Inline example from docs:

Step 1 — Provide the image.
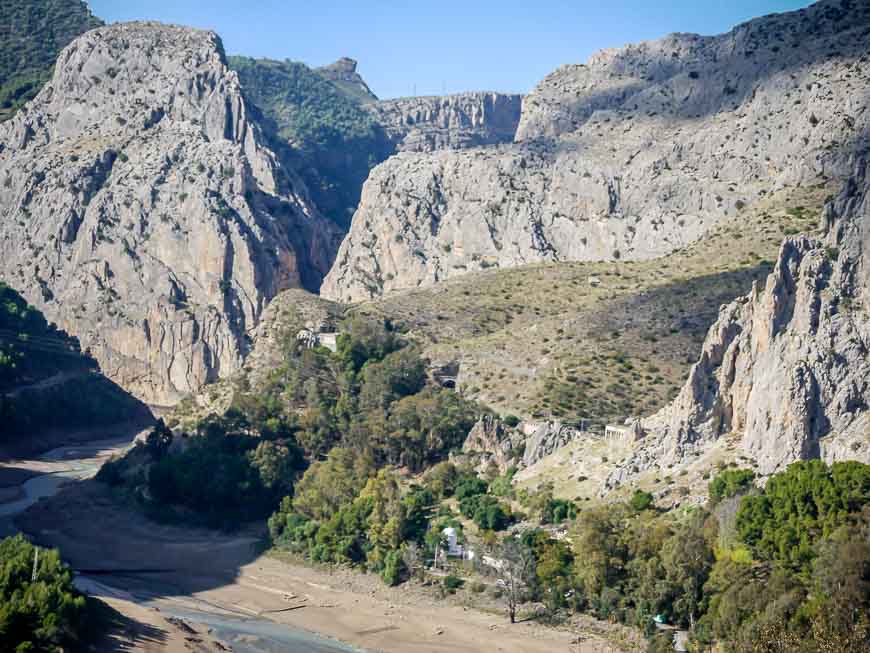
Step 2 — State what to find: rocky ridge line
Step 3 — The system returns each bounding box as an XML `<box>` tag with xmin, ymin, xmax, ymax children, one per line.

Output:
<box><xmin>322</xmin><ymin>0</ymin><xmax>870</xmax><ymax>302</ymax></box>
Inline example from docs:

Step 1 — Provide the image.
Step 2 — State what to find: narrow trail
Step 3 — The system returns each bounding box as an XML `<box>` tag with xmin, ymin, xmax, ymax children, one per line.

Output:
<box><xmin>2</xmin><ymin>371</ymin><xmax>87</xmax><ymax>399</ymax></box>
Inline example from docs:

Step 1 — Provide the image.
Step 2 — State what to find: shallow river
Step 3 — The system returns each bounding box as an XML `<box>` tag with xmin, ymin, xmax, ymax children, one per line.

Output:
<box><xmin>1</xmin><ymin>436</ymin><xmax>362</xmax><ymax>653</ymax></box>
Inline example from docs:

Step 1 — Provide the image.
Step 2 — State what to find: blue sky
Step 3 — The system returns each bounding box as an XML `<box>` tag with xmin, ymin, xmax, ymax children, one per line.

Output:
<box><xmin>89</xmin><ymin>1</ymin><xmax>813</xmax><ymax>99</ymax></box>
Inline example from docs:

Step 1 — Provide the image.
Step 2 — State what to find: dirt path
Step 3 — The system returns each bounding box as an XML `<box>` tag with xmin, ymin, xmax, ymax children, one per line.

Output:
<box><xmin>2</xmin><ymin>371</ymin><xmax>84</xmax><ymax>399</ymax></box>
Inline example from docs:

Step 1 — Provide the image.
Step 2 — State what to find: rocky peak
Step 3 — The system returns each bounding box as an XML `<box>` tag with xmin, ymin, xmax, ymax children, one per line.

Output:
<box><xmin>321</xmin><ymin>0</ymin><xmax>870</xmax><ymax>302</ymax></box>
<box><xmin>315</xmin><ymin>57</ymin><xmax>378</xmax><ymax>103</ymax></box>
<box><xmin>322</xmin><ymin>57</ymin><xmax>359</xmax><ymax>75</ymax></box>
<box><xmin>0</xmin><ymin>22</ymin><xmax>341</xmax><ymax>404</ymax></box>
<box><xmin>607</xmin><ymin>154</ymin><xmax>870</xmax><ymax>488</ymax></box>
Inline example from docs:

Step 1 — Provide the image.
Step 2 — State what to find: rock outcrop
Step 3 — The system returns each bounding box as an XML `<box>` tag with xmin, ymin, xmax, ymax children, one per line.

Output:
<box><xmin>520</xmin><ymin>420</ymin><xmax>584</xmax><ymax>468</ymax></box>
<box><xmin>610</xmin><ymin>154</ymin><xmax>870</xmax><ymax>484</ymax></box>
<box><xmin>0</xmin><ymin>22</ymin><xmax>341</xmax><ymax>404</ymax></box>
<box><xmin>460</xmin><ymin>414</ymin><xmax>524</xmax><ymax>474</ymax></box>
<box><xmin>367</xmin><ymin>92</ymin><xmax>522</xmax><ymax>154</ymax></box>
<box><xmin>315</xmin><ymin>57</ymin><xmax>378</xmax><ymax>103</ymax></box>
<box><xmin>322</xmin><ymin>0</ymin><xmax>870</xmax><ymax>302</ymax></box>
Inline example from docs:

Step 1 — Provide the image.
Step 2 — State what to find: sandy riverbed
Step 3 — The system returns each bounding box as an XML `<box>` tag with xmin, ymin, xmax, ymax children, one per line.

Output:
<box><xmin>16</xmin><ymin>480</ymin><xmax>640</xmax><ymax>653</ymax></box>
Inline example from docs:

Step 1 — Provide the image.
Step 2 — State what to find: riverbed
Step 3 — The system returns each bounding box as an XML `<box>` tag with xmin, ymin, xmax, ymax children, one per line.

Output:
<box><xmin>4</xmin><ymin>433</ymin><xmax>629</xmax><ymax>653</ymax></box>
<box><xmin>0</xmin><ymin>434</ymin><xmax>362</xmax><ymax>653</ymax></box>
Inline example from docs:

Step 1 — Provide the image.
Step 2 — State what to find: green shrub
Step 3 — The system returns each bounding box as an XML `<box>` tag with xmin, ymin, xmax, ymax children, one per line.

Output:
<box><xmin>443</xmin><ymin>575</ymin><xmax>464</xmax><ymax>593</ymax></box>
<box><xmin>629</xmin><ymin>490</ymin><xmax>654</xmax><ymax>512</ymax></box>
<box><xmin>708</xmin><ymin>468</ymin><xmax>755</xmax><ymax>505</ymax></box>
<box><xmin>503</xmin><ymin>414</ymin><xmax>521</xmax><ymax>427</ymax></box>
<box><xmin>381</xmin><ymin>550</ymin><xmax>405</xmax><ymax>586</ymax></box>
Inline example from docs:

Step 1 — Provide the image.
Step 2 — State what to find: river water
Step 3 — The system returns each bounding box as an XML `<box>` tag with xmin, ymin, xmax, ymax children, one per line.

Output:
<box><xmin>0</xmin><ymin>436</ymin><xmax>362</xmax><ymax>653</ymax></box>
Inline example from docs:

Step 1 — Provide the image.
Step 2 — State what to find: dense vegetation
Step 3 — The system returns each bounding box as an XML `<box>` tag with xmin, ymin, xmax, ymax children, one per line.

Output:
<box><xmin>0</xmin><ymin>535</ymin><xmax>88</xmax><ymax>651</ymax></box>
<box><xmin>0</xmin><ymin>0</ymin><xmax>102</xmax><ymax>121</ymax></box>
<box><xmin>100</xmin><ymin>318</ymin><xmax>480</xmax><ymax>530</ymax></box>
<box><xmin>229</xmin><ymin>56</ymin><xmax>391</xmax><ymax>229</ymax></box>
<box><xmin>566</xmin><ymin>461</ymin><xmax>869</xmax><ymax>652</ymax></box>
<box><xmin>0</xmin><ymin>283</ymin><xmax>146</xmax><ymax>445</ymax></box>
<box><xmin>270</xmin><ymin>459</ymin><xmax>870</xmax><ymax>651</ymax></box>
<box><xmin>268</xmin><ymin>456</ymin><xmax>522</xmax><ymax>582</ymax></box>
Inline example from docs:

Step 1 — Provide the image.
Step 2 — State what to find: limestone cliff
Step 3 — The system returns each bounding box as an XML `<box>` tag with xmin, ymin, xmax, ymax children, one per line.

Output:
<box><xmin>609</xmin><ymin>154</ymin><xmax>870</xmax><ymax>485</ymax></box>
<box><xmin>368</xmin><ymin>92</ymin><xmax>522</xmax><ymax>153</ymax></box>
<box><xmin>0</xmin><ymin>22</ymin><xmax>341</xmax><ymax>404</ymax></box>
<box><xmin>322</xmin><ymin>0</ymin><xmax>870</xmax><ymax>302</ymax></box>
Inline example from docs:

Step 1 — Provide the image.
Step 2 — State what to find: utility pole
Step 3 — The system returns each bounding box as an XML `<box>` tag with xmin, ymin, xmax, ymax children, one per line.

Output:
<box><xmin>31</xmin><ymin>547</ymin><xmax>39</xmax><ymax>582</ymax></box>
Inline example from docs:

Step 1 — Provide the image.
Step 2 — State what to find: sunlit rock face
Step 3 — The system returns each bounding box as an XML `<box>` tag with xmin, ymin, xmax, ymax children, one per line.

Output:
<box><xmin>322</xmin><ymin>0</ymin><xmax>870</xmax><ymax>302</ymax></box>
<box><xmin>0</xmin><ymin>22</ymin><xmax>341</xmax><ymax>404</ymax></box>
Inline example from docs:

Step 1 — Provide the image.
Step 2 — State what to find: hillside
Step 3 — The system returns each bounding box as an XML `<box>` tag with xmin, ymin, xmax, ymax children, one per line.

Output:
<box><xmin>0</xmin><ymin>282</ymin><xmax>149</xmax><ymax>455</ymax></box>
<box><xmin>322</xmin><ymin>0</ymin><xmax>870</xmax><ymax>302</ymax></box>
<box><xmin>354</xmin><ymin>184</ymin><xmax>830</xmax><ymax>427</ymax></box>
<box><xmin>0</xmin><ymin>0</ymin><xmax>102</xmax><ymax>122</ymax></box>
<box><xmin>610</xmin><ymin>154</ymin><xmax>870</xmax><ymax>484</ymax></box>
<box><xmin>229</xmin><ymin>55</ymin><xmax>392</xmax><ymax>230</ymax></box>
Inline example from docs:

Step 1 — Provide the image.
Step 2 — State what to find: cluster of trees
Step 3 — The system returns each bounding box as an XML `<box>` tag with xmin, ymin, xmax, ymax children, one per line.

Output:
<box><xmin>234</xmin><ymin>317</ymin><xmax>480</xmax><ymax>471</ymax></box>
<box><xmin>101</xmin><ymin>318</ymin><xmax>480</xmax><ymax>531</ymax></box>
<box><xmin>0</xmin><ymin>535</ymin><xmax>88</xmax><ymax>650</ymax></box>
<box><xmin>564</xmin><ymin>461</ymin><xmax>869</xmax><ymax>653</ymax></box>
<box><xmin>98</xmin><ymin>413</ymin><xmax>305</xmax><ymax>529</ymax></box>
<box><xmin>268</xmin><ymin>456</ymin><xmax>506</xmax><ymax>584</ymax></box>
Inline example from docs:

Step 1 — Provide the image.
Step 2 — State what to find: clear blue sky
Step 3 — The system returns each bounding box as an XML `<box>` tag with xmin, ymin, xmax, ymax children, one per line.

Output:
<box><xmin>89</xmin><ymin>1</ymin><xmax>813</xmax><ymax>99</ymax></box>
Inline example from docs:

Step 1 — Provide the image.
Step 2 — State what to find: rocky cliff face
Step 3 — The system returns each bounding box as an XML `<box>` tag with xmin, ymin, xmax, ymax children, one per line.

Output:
<box><xmin>368</xmin><ymin>92</ymin><xmax>522</xmax><ymax>154</ymax></box>
<box><xmin>322</xmin><ymin>0</ymin><xmax>870</xmax><ymax>302</ymax></box>
<box><xmin>608</xmin><ymin>154</ymin><xmax>870</xmax><ymax>485</ymax></box>
<box><xmin>0</xmin><ymin>22</ymin><xmax>341</xmax><ymax>405</ymax></box>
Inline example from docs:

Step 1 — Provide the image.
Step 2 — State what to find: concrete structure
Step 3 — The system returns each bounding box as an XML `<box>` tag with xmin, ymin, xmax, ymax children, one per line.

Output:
<box><xmin>605</xmin><ymin>419</ymin><xmax>644</xmax><ymax>442</ymax></box>
<box><xmin>296</xmin><ymin>329</ymin><xmax>339</xmax><ymax>353</ymax></box>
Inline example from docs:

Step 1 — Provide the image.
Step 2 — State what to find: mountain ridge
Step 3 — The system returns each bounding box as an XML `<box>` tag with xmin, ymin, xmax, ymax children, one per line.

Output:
<box><xmin>321</xmin><ymin>0</ymin><xmax>870</xmax><ymax>301</ymax></box>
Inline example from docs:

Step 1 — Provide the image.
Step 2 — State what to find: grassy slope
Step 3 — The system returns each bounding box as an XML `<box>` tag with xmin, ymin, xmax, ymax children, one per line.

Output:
<box><xmin>0</xmin><ymin>0</ymin><xmax>102</xmax><ymax>122</ymax></box>
<box><xmin>355</xmin><ymin>184</ymin><xmax>832</xmax><ymax>431</ymax></box>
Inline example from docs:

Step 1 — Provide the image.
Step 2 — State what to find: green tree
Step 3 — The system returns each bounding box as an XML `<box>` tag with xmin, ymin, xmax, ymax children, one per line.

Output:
<box><xmin>660</xmin><ymin>512</ymin><xmax>714</xmax><ymax>628</ymax></box>
<box><xmin>736</xmin><ymin>461</ymin><xmax>870</xmax><ymax>570</ymax></box>
<box><xmin>709</xmin><ymin>469</ymin><xmax>756</xmax><ymax>506</ymax></box>
<box><xmin>292</xmin><ymin>447</ymin><xmax>370</xmax><ymax>521</ymax></box>
<box><xmin>536</xmin><ymin>538</ymin><xmax>575</xmax><ymax>614</ymax></box>
<box><xmin>0</xmin><ymin>536</ymin><xmax>87</xmax><ymax>650</ymax></box>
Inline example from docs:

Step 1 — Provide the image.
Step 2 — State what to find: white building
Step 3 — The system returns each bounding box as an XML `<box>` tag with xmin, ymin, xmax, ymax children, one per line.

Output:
<box><xmin>440</xmin><ymin>527</ymin><xmax>474</xmax><ymax>561</ymax></box>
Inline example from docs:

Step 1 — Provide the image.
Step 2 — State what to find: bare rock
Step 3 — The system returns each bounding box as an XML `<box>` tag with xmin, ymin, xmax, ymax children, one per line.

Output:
<box><xmin>316</xmin><ymin>57</ymin><xmax>379</xmax><ymax>103</ymax></box>
<box><xmin>0</xmin><ymin>22</ymin><xmax>341</xmax><ymax>404</ymax></box>
<box><xmin>461</xmin><ymin>414</ymin><xmax>524</xmax><ymax>473</ymax></box>
<box><xmin>322</xmin><ymin>0</ymin><xmax>870</xmax><ymax>302</ymax></box>
<box><xmin>521</xmin><ymin>420</ymin><xmax>584</xmax><ymax>467</ymax></box>
<box><xmin>610</xmin><ymin>154</ymin><xmax>870</xmax><ymax>485</ymax></box>
<box><xmin>368</xmin><ymin>92</ymin><xmax>522</xmax><ymax>154</ymax></box>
